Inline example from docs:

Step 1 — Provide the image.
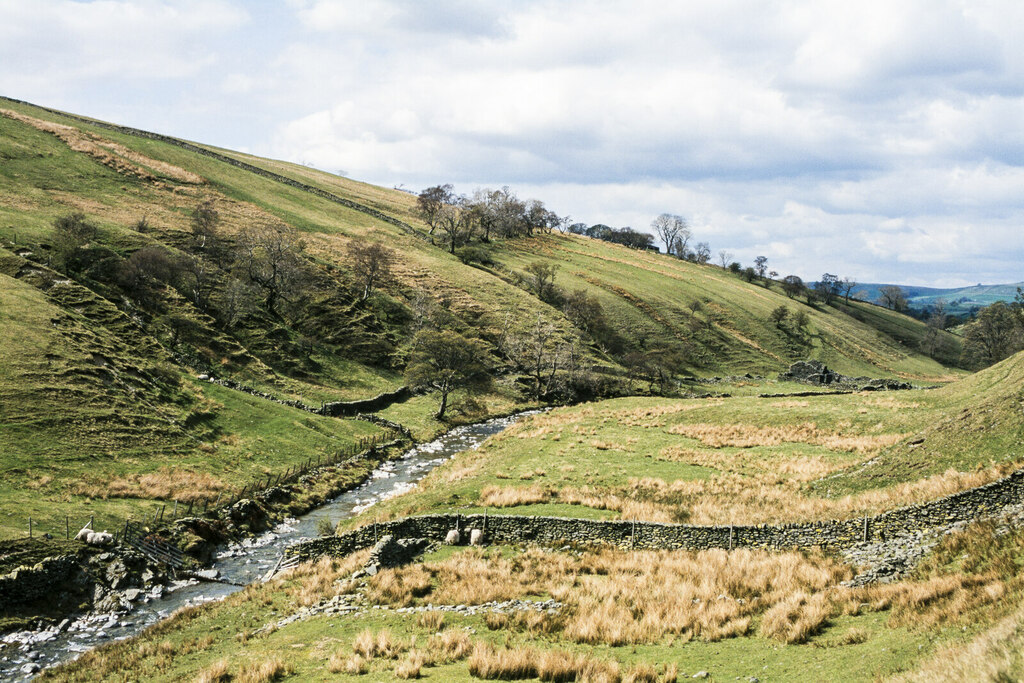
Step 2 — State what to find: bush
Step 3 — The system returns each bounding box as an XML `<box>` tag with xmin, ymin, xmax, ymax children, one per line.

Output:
<box><xmin>456</xmin><ymin>245</ymin><xmax>494</xmax><ymax>266</ymax></box>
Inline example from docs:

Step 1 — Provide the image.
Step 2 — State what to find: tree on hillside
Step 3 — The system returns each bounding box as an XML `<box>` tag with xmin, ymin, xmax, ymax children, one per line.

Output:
<box><xmin>781</xmin><ymin>275</ymin><xmax>805</xmax><ymax>299</ymax></box>
<box><xmin>651</xmin><ymin>214</ymin><xmax>689</xmax><ymax>257</ymax></box>
<box><xmin>237</xmin><ymin>223</ymin><xmax>308</xmax><ymax>317</ymax></box>
<box><xmin>190</xmin><ymin>199</ymin><xmax>220</xmax><ymax>249</ymax></box>
<box><xmin>841</xmin><ymin>277</ymin><xmax>858</xmax><ymax>302</ymax></box>
<box><xmin>922</xmin><ymin>298</ymin><xmax>947</xmax><ymax>358</ymax></box>
<box><xmin>769</xmin><ymin>305</ymin><xmax>790</xmax><ymax>327</ymax></box>
<box><xmin>176</xmin><ymin>254</ymin><xmax>217</xmax><ymax>312</ymax></box>
<box><xmin>523</xmin><ymin>262</ymin><xmax>560</xmax><ymax>303</ymax></box>
<box><xmin>405</xmin><ymin>329</ymin><xmax>492</xmax><ymax>419</ymax></box>
<box><xmin>754</xmin><ymin>256</ymin><xmax>768</xmax><ymax>279</ymax></box>
<box><xmin>960</xmin><ymin>301</ymin><xmax>1023</xmax><ymax>368</ymax></box>
<box><xmin>815</xmin><ymin>273</ymin><xmax>841</xmax><ymax>305</ymax></box>
<box><xmin>435</xmin><ymin>200</ymin><xmax>477</xmax><ymax>254</ymax></box>
<box><xmin>503</xmin><ymin>315</ymin><xmax>564</xmax><ymax>400</ymax></box>
<box><xmin>417</xmin><ymin>184</ymin><xmax>455</xmax><ymax>235</ymax></box>
<box><xmin>693</xmin><ymin>242</ymin><xmax>711</xmax><ymax>264</ymax></box>
<box><xmin>51</xmin><ymin>212</ymin><xmax>97</xmax><ymax>269</ymax></box>
<box><xmin>877</xmin><ymin>285</ymin><xmax>908</xmax><ymax>311</ymax></box>
<box><xmin>718</xmin><ymin>250</ymin><xmax>733</xmax><ymax>268</ymax></box>
<box><xmin>347</xmin><ymin>241</ymin><xmax>395</xmax><ymax>301</ymax></box>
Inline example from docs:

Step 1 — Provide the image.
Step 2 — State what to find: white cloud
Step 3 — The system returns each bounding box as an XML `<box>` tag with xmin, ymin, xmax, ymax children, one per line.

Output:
<box><xmin>2</xmin><ymin>0</ymin><xmax>1023</xmax><ymax>285</ymax></box>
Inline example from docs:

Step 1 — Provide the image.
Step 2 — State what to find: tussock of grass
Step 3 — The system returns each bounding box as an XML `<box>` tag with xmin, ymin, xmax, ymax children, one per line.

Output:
<box><xmin>71</xmin><ymin>468</ymin><xmax>227</xmax><ymax>503</ymax></box>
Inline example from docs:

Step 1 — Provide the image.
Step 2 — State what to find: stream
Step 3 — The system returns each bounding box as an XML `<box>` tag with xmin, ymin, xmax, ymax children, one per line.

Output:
<box><xmin>2</xmin><ymin>412</ymin><xmax>531</xmax><ymax>680</ymax></box>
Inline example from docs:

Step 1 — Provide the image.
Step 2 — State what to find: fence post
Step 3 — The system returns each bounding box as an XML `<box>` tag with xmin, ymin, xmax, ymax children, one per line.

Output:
<box><xmin>729</xmin><ymin>525</ymin><xmax>734</xmax><ymax>551</ymax></box>
<box><xmin>28</xmin><ymin>517</ymin><xmax>32</xmax><ymax>539</ymax></box>
<box><xmin>158</xmin><ymin>505</ymin><xmax>165</xmax><ymax>524</ymax></box>
<box><xmin>66</xmin><ymin>515</ymin><xmax>70</xmax><ymax>540</ymax></box>
<box><xmin>90</xmin><ymin>514</ymin><xmax>94</xmax><ymax>530</ymax></box>
<box><xmin>173</xmin><ymin>500</ymin><xmax>178</xmax><ymax>518</ymax></box>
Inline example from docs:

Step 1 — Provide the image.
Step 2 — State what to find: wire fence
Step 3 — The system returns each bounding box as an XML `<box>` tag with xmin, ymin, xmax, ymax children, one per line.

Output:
<box><xmin>24</xmin><ymin>429</ymin><xmax>405</xmax><ymax>544</ymax></box>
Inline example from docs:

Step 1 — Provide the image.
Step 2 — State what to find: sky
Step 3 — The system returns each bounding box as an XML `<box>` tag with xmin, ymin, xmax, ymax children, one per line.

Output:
<box><xmin>1</xmin><ymin>0</ymin><xmax>1023</xmax><ymax>287</ymax></box>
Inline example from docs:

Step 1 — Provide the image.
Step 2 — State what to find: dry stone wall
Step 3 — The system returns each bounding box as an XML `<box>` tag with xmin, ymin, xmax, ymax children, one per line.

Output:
<box><xmin>287</xmin><ymin>467</ymin><xmax>1024</xmax><ymax>562</ymax></box>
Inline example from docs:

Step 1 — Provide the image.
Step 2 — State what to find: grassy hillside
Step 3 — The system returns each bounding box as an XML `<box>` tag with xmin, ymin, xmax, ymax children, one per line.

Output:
<box><xmin>0</xmin><ymin>96</ymin><xmax>965</xmax><ymax>541</ymax></box>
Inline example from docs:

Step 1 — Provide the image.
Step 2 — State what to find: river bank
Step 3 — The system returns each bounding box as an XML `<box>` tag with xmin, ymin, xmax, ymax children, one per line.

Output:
<box><xmin>1</xmin><ymin>413</ymin><xmax>529</xmax><ymax>680</ymax></box>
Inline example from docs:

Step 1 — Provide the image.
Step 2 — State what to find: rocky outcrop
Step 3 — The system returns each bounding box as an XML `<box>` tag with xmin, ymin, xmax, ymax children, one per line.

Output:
<box><xmin>778</xmin><ymin>360</ymin><xmax>913</xmax><ymax>390</ymax></box>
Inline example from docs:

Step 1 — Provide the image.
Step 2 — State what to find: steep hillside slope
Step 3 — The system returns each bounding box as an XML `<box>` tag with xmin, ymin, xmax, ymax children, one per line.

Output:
<box><xmin>0</xmin><ymin>97</ymin><xmax>966</xmax><ymax>538</ymax></box>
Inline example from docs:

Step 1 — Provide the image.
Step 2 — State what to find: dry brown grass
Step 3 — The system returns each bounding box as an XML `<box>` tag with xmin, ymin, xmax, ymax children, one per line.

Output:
<box><xmin>891</xmin><ymin>604</ymin><xmax>1024</xmax><ymax>682</ymax></box>
<box><xmin>667</xmin><ymin>421</ymin><xmax>905</xmax><ymax>453</ymax></box>
<box><xmin>278</xmin><ymin>549</ymin><xmax>372</xmax><ymax>607</ymax></box>
<box><xmin>368</xmin><ymin>546</ymin><xmax>850</xmax><ymax>645</ymax></box>
<box><xmin>429</xmin><ymin>629</ymin><xmax>473</xmax><ymax>664</ymax></box>
<box><xmin>0</xmin><ymin>109</ymin><xmax>204</xmax><ymax>184</ymax></box>
<box><xmin>71</xmin><ymin>468</ymin><xmax>227</xmax><ymax>503</ymax></box>
<box><xmin>395</xmin><ymin>650</ymin><xmax>426</xmax><ymax>679</ymax></box>
<box><xmin>417</xmin><ymin>610</ymin><xmax>445</xmax><ymax>631</ymax></box>
<box><xmin>194</xmin><ymin>659</ymin><xmax>231</xmax><ymax>683</ymax></box>
<box><xmin>621</xmin><ymin>463</ymin><xmax>1016</xmax><ymax>525</ymax></box>
<box><xmin>235</xmin><ymin>657</ymin><xmax>291</xmax><ymax>683</ymax></box>
<box><xmin>468</xmin><ymin>642</ymin><xmax>538</xmax><ymax>679</ymax></box>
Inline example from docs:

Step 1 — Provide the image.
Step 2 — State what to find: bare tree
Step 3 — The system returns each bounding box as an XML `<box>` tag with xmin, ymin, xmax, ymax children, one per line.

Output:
<box><xmin>347</xmin><ymin>241</ymin><xmax>395</xmax><ymax>301</ymax></box>
<box><xmin>176</xmin><ymin>254</ymin><xmax>217</xmax><ymax>312</ymax></box>
<box><xmin>216</xmin><ymin>277</ymin><xmax>258</xmax><ymax>327</ymax></box>
<box><xmin>237</xmin><ymin>223</ymin><xmax>308</xmax><ymax>317</ymax></box>
<box><xmin>651</xmin><ymin>214</ymin><xmax>688</xmax><ymax>256</ymax></box>
<box><xmin>435</xmin><ymin>200</ymin><xmax>477</xmax><ymax>254</ymax></box>
<box><xmin>504</xmin><ymin>315</ymin><xmax>563</xmax><ymax>400</ymax></box>
<box><xmin>417</xmin><ymin>184</ymin><xmax>454</xmax><ymax>235</ymax></box>
<box><xmin>877</xmin><ymin>285</ymin><xmax>908</xmax><ymax>311</ymax></box>
<box><xmin>841</xmin><ymin>277</ymin><xmax>858</xmax><ymax>302</ymax></box>
<box><xmin>693</xmin><ymin>242</ymin><xmax>711</xmax><ymax>264</ymax></box>
<box><xmin>718</xmin><ymin>250</ymin><xmax>733</xmax><ymax>268</ymax></box>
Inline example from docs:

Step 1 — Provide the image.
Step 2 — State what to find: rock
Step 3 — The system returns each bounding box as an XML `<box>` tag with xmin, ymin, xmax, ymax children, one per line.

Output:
<box><xmin>21</xmin><ymin>663</ymin><xmax>40</xmax><ymax>675</ymax></box>
<box><xmin>693</xmin><ymin>672</ymin><xmax>709</xmax><ymax>679</ymax></box>
<box><xmin>194</xmin><ymin>569</ymin><xmax>220</xmax><ymax>581</ymax></box>
<box><xmin>123</xmin><ymin>588</ymin><xmax>144</xmax><ymax>602</ymax></box>
<box><xmin>444</xmin><ymin>529</ymin><xmax>461</xmax><ymax>545</ymax></box>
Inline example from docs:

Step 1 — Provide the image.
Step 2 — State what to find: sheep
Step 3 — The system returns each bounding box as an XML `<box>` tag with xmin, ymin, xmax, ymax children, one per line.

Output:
<box><xmin>469</xmin><ymin>528</ymin><xmax>484</xmax><ymax>546</ymax></box>
<box><xmin>85</xmin><ymin>531</ymin><xmax>114</xmax><ymax>547</ymax></box>
<box><xmin>74</xmin><ymin>526</ymin><xmax>92</xmax><ymax>542</ymax></box>
<box><xmin>444</xmin><ymin>529</ymin><xmax>461</xmax><ymax>545</ymax></box>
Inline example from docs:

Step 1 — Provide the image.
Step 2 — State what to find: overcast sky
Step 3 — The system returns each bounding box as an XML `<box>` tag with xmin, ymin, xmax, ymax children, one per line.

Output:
<box><xmin>2</xmin><ymin>0</ymin><xmax>1023</xmax><ymax>287</ymax></box>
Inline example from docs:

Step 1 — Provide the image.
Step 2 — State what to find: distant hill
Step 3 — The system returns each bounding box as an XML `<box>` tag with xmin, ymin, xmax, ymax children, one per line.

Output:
<box><xmin>856</xmin><ymin>282</ymin><xmax>1023</xmax><ymax>316</ymax></box>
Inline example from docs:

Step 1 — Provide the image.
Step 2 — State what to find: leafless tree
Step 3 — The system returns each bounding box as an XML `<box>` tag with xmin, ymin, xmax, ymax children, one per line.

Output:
<box><xmin>237</xmin><ymin>223</ymin><xmax>308</xmax><ymax>317</ymax></box>
<box><xmin>877</xmin><ymin>285</ymin><xmax>908</xmax><ymax>311</ymax></box>
<box><xmin>435</xmin><ymin>200</ymin><xmax>477</xmax><ymax>254</ymax></box>
<box><xmin>417</xmin><ymin>184</ymin><xmax>455</xmax><ymax>235</ymax></box>
<box><xmin>693</xmin><ymin>242</ymin><xmax>711</xmax><ymax>264</ymax></box>
<box><xmin>718</xmin><ymin>250</ymin><xmax>733</xmax><ymax>268</ymax></box>
<box><xmin>651</xmin><ymin>213</ymin><xmax>688</xmax><ymax>256</ymax></box>
<box><xmin>841</xmin><ymin>277</ymin><xmax>858</xmax><ymax>302</ymax></box>
<box><xmin>347</xmin><ymin>241</ymin><xmax>395</xmax><ymax>301</ymax></box>
<box><xmin>523</xmin><ymin>262</ymin><xmax>559</xmax><ymax>302</ymax></box>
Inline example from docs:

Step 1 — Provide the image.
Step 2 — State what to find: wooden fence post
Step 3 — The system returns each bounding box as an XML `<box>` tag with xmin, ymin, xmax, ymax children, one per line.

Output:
<box><xmin>28</xmin><ymin>517</ymin><xmax>32</xmax><ymax>539</ymax></box>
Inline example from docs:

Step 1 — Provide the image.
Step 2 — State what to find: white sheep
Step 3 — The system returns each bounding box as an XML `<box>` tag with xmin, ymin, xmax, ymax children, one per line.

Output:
<box><xmin>444</xmin><ymin>529</ymin><xmax>461</xmax><ymax>545</ymax></box>
<box><xmin>74</xmin><ymin>526</ymin><xmax>92</xmax><ymax>542</ymax></box>
<box><xmin>469</xmin><ymin>528</ymin><xmax>484</xmax><ymax>546</ymax></box>
<box><xmin>86</xmin><ymin>531</ymin><xmax>114</xmax><ymax>547</ymax></box>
